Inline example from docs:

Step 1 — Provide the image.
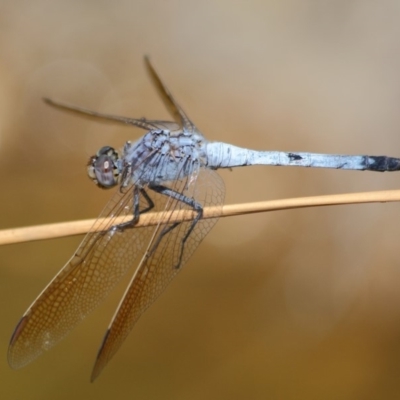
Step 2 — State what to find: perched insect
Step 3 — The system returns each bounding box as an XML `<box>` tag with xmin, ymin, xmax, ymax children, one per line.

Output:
<box><xmin>8</xmin><ymin>57</ymin><xmax>400</xmax><ymax>381</ymax></box>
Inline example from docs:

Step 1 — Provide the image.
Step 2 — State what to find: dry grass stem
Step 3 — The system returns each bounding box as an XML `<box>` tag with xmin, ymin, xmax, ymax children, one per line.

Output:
<box><xmin>1</xmin><ymin>189</ymin><xmax>399</xmax><ymax>246</ymax></box>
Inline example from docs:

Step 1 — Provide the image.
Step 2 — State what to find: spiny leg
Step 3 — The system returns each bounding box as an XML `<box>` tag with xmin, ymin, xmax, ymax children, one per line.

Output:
<box><xmin>112</xmin><ymin>187</ymin><xmax>155</xmax><ymax>231</ymax></box>
<box><xmin>74</xmin><ymin>187</ymin><xmax>155</xmax><ymax>263</ymax></box>
<box><xmin>147</xmin><ymin>183</ymin><xmax>203</xmax><ymax>269</ymax></box>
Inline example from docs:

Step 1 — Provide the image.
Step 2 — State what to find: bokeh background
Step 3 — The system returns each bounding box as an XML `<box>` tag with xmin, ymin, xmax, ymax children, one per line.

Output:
<box><xmin>1</xmin><ymin>1</ymin><xmax>400</xmax><ymax>399</ymax></box>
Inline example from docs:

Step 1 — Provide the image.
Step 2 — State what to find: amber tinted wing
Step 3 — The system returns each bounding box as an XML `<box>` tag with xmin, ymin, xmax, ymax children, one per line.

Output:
<box><xmin>8</xmin><ymin>184</ymin><xmax>155</xmax><ymax>369</ymax></box>
<box><xmin>91</xmin><ymin>168</ymin><xmax>225</xmax><ymax>381</ymax></box>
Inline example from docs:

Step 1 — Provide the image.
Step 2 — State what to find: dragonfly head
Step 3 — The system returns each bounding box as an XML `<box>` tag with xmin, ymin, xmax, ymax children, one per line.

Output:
<box><xmin>87</xmin><ymin>146</ymin><xmax>121</xmax><ymax>189</ymax></box>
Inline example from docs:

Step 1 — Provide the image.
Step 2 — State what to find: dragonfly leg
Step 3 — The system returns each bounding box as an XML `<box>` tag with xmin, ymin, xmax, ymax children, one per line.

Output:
<box><xmin>112</xmin><ymin>187</ymin><xmax>155</xmax><ymax>231</ymax></box>
<box><xmin>148</xmin><ymin>183</ymin><xmax>203</xmax><ymax>269</ymax></box>
<box><xmin>71</xmin><ymin>187</ymin><xmax>156</xmax><ymax>268</ymax></box>
<box><xmin>138</xmin><ymin>188</ymin><xmax>155</xmax><ymax>214</ymax></box>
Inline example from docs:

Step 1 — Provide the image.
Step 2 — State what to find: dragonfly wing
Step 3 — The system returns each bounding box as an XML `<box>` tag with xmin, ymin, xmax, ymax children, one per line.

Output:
<box><xmin>44</xmin><ymin>97</ymin><xmax>159</xmax><ymax>131</ymax></box>
<box><xmin>90</xmin><ymin>168</ymin><xmax>225</xmax><ymax>381</ymax></box>
<box><xmin>144</xmin><ymin>56</ymin><xmax>197</xmax><ymax>134</ymax></box>
<box><xmin>8</xmin><ymin>184</ymin><xmax>155</xmax><ymax>369</ymax></box>
<box><xmin>44</xmin><ymin>98</ymin><xmax>182</xmax><ymax>133</ymax></box>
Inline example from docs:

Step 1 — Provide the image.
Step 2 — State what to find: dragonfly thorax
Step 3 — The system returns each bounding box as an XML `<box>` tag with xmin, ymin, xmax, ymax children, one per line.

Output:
<box><xmin>123</xmin><ymin>129</ymin><xmax>208</xmax><ymax>186</ymax></box>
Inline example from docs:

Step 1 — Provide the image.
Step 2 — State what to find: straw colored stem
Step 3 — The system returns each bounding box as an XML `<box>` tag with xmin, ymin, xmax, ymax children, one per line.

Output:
<box><xmin>1</xmin><ymin>189</ymin><xmax>400</xmax><ymax>246</ymax></box>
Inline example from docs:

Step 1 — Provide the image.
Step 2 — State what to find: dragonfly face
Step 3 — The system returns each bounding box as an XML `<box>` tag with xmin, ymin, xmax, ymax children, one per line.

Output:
<box><xmin>87</xmin><ymin>146</ymin><xmax>121</xmax><ymax>189</ymax></box>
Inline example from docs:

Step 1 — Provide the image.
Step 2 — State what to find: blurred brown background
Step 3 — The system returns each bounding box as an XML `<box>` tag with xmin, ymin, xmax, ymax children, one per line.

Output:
<box><xmin>2</xmin><ymin>1</ymin><xmax>400</xmax><ymax>399</ymax></box>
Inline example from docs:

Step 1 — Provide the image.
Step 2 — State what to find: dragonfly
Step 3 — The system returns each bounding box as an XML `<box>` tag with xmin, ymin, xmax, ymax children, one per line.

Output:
<box><xmin>8</xmin><ymin>57</ymin><xmax>400</xmax><ymax>381</ymax></box>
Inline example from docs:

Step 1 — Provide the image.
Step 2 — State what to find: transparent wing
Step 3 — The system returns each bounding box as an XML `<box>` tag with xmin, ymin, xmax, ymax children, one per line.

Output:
<box><xmin>43</xmin><ymin>97</ymin><xmax>181</xmax><ymax>132</ymax></box>
<box><xmin>45</xmin><ymin>57</ymin><xmax>196</xmax><ymax>133</ymax></box>
<box><xmin>90</xmin><ymin>168</ymin><xmax>225</xmax><ymax>381</ymax></box>
<box><xmin>144</xmin><ymin>56</ymin><xmax>197</xmax><ymax>134</ymax></box>
<box><xmin>8</xmin><ymin>184</ymin><xmax>155</xmax><ymax>369</ymax></box>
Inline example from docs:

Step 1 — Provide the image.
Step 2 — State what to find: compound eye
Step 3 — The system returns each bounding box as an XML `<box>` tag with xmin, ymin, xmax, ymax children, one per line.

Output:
<box><xmin>87</xmin><ymin>146</ymin><xmax>121</xmax><ymax>189</ymax></box>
